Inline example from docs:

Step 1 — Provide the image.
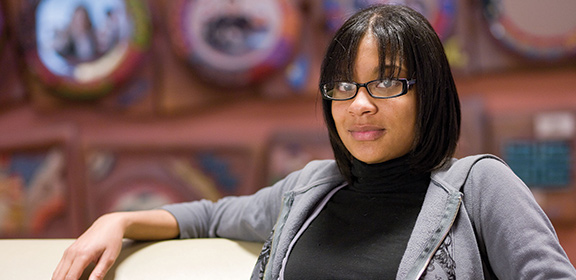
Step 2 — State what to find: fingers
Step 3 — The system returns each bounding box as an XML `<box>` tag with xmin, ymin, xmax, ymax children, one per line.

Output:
<box><xmin>52</xmin><ymin>213</ymin><xmax>126</xmax><ymax>280</ymax></box>
<box><xmin>67</xmin><ymin>253</ymin><xmax>97</xmax><ymax>280</ymax></box>
<box><xmin>52</xmin><ymin>250</ymin><xmax>73</xmax><ymax>280</ymax></box>
<box><xmin>52</xmin><ymin>245</ymin><xmax>107</xmax><ymax>280</ymax></box>
<box><xmin>88</xmin><ymin>250</ymin><xmax>118</xmax><ymax>280</ymax></box>
<box><xmin>52</xmin><ymin>249</ymin><xmax>93</xmax><ymax>280</ymax></box>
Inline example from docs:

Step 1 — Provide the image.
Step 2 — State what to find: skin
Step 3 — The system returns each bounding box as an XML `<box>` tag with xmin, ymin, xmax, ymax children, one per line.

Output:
<box><xmin>332</xmin><ymin>33</ymin><xmax>418</xmax><ymax>164</ymax></box>
<box><xmin>51</xmin><ymin>210</ymin><xmax>179</xmax><ymax>280</ymax></box>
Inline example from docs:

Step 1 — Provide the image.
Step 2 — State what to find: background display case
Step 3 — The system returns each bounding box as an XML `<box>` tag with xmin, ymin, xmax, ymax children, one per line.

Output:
<box><xmin>0</xmin><ymin>125</ymin><xmax>82</xmax><ymax>238</ymax></box>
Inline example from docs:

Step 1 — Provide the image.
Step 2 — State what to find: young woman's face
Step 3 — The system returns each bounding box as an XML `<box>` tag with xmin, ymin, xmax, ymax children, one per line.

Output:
<box><xmin>332</xmin><ymin>34</ymin><xmax>418</xmax><ymax>164</ymax></box>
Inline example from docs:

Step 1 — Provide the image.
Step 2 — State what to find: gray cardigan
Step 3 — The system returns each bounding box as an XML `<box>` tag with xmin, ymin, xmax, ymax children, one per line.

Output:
<box><xmin>162</xmin><ymin>155</ymin><xmax>576</xmax><ymax>279</ymax></box>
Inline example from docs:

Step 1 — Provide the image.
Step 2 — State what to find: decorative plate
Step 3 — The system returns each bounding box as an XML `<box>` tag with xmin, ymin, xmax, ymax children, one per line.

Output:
<box><xmin>483</xmin><ymin>0</ymin><xmax>576</xmax><ymax>60</ymax></box>
<box><xmin>22</xmin><ymin>0</ymin><xmax>152</xmax><ymax>100</ymax></box>
<box><xmin>168</xmin><ymin>0</ymin><xmax>301</xmax><ymax>87</ymax></box>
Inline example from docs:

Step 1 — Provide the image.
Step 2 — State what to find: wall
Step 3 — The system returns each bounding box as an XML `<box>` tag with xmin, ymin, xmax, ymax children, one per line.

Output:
<box><xmin>0</xmin><ymin>0</ymin><xmax>575</xmax><ymax>263</ymax></box>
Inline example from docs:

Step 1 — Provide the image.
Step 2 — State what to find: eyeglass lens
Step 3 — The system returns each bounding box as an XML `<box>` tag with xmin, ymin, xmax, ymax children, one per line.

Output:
<box><xmin>323</xmin><ymin>79</ymin><xmax>407</xmax><ymax>100</ymax></box>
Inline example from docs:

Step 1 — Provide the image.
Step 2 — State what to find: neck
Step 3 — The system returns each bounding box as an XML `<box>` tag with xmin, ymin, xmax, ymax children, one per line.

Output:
<box><xmin>350</xmin><ymin>155</ymin><xmax>430</xmax><ymax>193</ymax></box>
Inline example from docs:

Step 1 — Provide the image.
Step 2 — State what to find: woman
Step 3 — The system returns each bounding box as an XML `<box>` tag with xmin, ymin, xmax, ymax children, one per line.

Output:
<box><xmin>53</xmin><ymin>5</ymin><xmax>576</xmax><ymax>280</ymax></box>
<box><xmin>53</xmin><ymin>5</ymin><xmax>100</xmax><ymax>63</ymax></box>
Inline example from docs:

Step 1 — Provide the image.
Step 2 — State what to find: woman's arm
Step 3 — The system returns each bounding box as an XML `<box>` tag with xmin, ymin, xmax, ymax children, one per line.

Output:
<box><xmin>465</xmin><ymin>159</ymin><xmax>576</xmax><ymax>279</ymax></box>
<box><xmin>52</xmin><ymin>159</ymin><xmax>340</xmax><ymax>280</ymax></box>
<box><xmin>52</xmin><ymin>209</ymin><xmax>178</xmax><ymax>280</ymax></box>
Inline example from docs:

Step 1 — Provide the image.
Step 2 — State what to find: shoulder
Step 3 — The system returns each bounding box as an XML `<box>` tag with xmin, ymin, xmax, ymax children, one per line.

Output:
<box><xmin>433</xmin><ymin>154</ymin><xmax>510</xmax><ymax>181</ymax></box>
<box><xmin>300</xmin><ymin>159</ymin><xmax>339</xmax><ymax>173</ymax></box>
<box><xmin>431</xmin><ymin>154</ymin><xmax>526</xmax><ymax>195</ymax></box>
<box><xmin>435</xmin><ymin>155</ymin><xmax>537</xmax><ymax>223</ymax></box>
<box><xmin>270</xmin><ymin>159</ymin><xmax>342</xmax><ymax>190</ymax></box>
<box><xmin>456</xmin><ymin>154</ymin><xmax>522</xmax><ymax>186</ymax></box>
<box><xmin>297</xmin><ymin>159</ymin><xmax>342</xmax><ymax>184</ymax></box>
<box><xmin>440</xmin><ymin>154</ymin><xmax>533</xmax><ymax>204</ymax></box>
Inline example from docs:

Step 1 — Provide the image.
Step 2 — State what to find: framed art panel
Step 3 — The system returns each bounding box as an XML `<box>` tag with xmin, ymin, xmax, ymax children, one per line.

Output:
<box><xmin>488</xmin><ymin>110</ymin><xmax>576</xmax><ymax>225</ymax></box>
<box><xmin>503</xmin><ymin>140</ymin><xmax>572</xmax><ymax>190</ymax></box>
<box><xmin>0</xmin><ymin>125</ymin><xmax>82</xmax><ymax>238</ymax></box>
<box><xmin>83</xmin><ymin>145</ymin><xmax>259</xmax><ymax>221</ymax></box>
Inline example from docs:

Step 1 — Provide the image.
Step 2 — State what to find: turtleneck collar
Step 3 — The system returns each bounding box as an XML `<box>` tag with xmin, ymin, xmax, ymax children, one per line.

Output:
<box><xmin>350</xmin><ymin>155</ymin><xmax>430</xmax><ymax>193</ymax></box>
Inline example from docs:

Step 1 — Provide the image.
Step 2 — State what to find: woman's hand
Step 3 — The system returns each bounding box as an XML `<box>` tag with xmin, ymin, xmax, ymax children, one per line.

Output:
<box><xmin>52</xmin><ymin>210</ymin><xmax>179</xmax><ymax>280</ymax></box>
<box><xmin>52</xmin><ymin>213</ymin><xmax>126</xmax><ymax>280</ymax></box>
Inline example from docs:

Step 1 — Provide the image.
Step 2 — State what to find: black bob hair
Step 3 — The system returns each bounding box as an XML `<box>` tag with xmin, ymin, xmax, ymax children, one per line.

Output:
<box><xmin>320</xmin><ymin>4</ymin><xmax>461</xmax><ymax>183</ymax></box>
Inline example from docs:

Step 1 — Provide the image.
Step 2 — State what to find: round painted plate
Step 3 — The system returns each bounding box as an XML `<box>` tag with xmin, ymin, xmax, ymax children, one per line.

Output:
<box><xmin>322</xmin><ymin>0</ymin><xmax>457</xmax><ymax>41</ymax></box>
<box><xmin>23</xmin><ymin>0</ymin><xmax>152</xmax><ymax>100</ymax></box>
<box><xmin>483</xmin><ymin>0</ymin><xmax>576</xmax><ymax>60</ymax></box>
<box><xmin>168</xmin><ymin>0</ymin><xmax>301</xmax><ymax>87</ymax></box>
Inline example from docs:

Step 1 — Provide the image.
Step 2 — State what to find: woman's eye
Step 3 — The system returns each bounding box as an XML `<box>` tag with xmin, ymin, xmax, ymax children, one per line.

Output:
<box><xmin>337</xmin><ymin>83</ymin><xmax>355</xmax><ymax>92</ymax></box>
<box><xmin>376</xmin><ymin>79</ymin><xmax>394</xmax><ymax>88</ymax></box>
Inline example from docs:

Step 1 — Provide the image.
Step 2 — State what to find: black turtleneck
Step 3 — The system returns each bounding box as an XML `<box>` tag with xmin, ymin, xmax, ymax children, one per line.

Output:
<box><xmin>284</xmin><ymin>155</ymin><xmax>430</xmax><ymax>279</ymax></box>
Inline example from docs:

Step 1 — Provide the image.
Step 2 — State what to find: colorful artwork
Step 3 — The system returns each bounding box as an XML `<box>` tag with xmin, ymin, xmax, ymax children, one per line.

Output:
<box><xmin>0</xmin><ymin>148</ymin><xmax>67</xmax><ymax>237</ymax></box>
<box><xmin>483</xmin><ymin>0</ymin><xmax>576</xmax><ymax>60</ymax></box>
<box><xmin>503</xmin><ymin>140</ymin><xmax>572</xmax><ymax>189</ymax></box>
<box><xmin>86</xmin><ymin>148</ymin><xmax>255</xmax><ymax>218</ymax></box>
<box><xmin>22</xmin><ymin>0</ymin><xmax>152</xmax><ymax>99</ymax></box>
<box><xmin>167</xmin><ymin>0</ymin><xmax>302</xmax><ymax>87</ymax></box>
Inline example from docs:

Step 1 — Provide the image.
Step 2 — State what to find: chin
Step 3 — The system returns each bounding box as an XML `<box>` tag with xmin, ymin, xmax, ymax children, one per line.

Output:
<box><xmin>353</xmin><ymin>151</ymin><xmax>405</xmax><ymax>164</ymax></box>
<box><xmin>353</xmin><ymin>155</ymin><xmax>388</xmax><ymax>164</ymax></box>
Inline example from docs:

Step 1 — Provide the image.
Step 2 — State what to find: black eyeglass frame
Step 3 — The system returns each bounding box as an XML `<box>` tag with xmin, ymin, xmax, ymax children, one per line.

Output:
<box><xmin>320</xmin><ymin>78</ymin><xmax>416</xmax><ymax>101</ymax></box>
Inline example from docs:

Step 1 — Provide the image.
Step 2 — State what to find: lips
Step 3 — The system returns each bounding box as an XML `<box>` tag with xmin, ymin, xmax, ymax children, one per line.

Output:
<box><xmin>348</xmin><ymin>125</ymin><xmax>385</xmax><ymax>141</ymax></box>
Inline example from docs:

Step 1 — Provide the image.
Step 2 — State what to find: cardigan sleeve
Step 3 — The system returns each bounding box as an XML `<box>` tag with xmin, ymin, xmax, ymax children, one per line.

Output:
<box><xmin>463</xmin><ymin>158</ymin><xmax>576</xmax><ymax>279</ymax></box>
<box><xmin>160</xmin><ymin>168</ymin><xmax>301</xmax><ymax>242</ymax></box>
<box><xmin>160</xmin><ymin>159</ymin><xmax>341</xmax><ymax>243</ymax></box>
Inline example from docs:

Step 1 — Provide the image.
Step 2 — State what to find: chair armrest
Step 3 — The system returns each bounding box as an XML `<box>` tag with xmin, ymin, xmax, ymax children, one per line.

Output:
<box><xmin>0</xmin><ymin>238</ymin><xmax>263</xmax><ymax>280</ymax></box>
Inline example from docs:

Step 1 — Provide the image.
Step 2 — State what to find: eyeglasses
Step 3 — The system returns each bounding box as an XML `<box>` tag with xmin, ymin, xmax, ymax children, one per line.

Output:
<box><xmin>320</xmin><ymin>78</ymin><xmax>416</xmax><ymax>101</ymax></box>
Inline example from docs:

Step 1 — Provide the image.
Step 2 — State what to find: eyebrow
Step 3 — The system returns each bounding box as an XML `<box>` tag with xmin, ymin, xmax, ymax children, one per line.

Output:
<box><xmin>366</xmin><ymin>65</ymin><xmax>398</xmax><ymax>73</ymax></box>
<box><xmin>381</xmin><ymin>64</ymin><xmax>403</xmax><ymax>77</ymax></box>
<box><xmin>384</xmin><ymin>64</ymin><xmax>401</xmax><ymax>70</ymax></box>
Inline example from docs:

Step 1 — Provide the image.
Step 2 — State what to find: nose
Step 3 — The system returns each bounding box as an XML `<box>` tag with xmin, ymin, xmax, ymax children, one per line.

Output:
<box><xmin>348</xmin><ymin>87</ymin><xmax>378</xmax><ymax>115</ymax></box>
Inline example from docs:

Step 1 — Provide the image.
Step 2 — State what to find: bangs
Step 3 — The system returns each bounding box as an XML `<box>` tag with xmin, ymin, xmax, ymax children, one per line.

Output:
<box><xmin>320</xmin><ymin>12</ymin><xmax>412</xmax><ymax>84</ymax></box>
<box><xmin>371</xmin><ymin>13</ymin><xmax>412</xmax><ymax>79</ymax></box>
